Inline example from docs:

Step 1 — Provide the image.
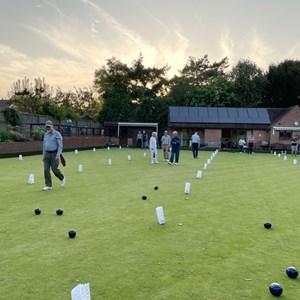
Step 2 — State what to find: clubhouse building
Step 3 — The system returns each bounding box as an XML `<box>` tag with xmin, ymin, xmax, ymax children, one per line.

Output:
<box><xmin>167</xmin><ymin>105</ymin><xmax>300</xmax><ymax>151</ymax></box>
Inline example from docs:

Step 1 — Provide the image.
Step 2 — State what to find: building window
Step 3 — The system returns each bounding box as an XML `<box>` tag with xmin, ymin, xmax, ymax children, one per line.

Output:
<box><xmin>279</xmin><ymin>131</ymin><xmax>291</xmax><ymax>140</ymax></box>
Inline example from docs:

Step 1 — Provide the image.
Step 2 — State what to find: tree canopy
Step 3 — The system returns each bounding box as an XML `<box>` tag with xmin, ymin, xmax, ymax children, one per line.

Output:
<box><xmin>8</xmin><ymin>55</ymin><xmax>300</xmax><ymax>125</ymax></box>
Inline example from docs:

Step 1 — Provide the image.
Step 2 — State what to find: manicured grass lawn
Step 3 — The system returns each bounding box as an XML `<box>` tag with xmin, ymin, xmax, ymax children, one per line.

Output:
<box><xmin>1</xmin><ymin>148</ymin><xmax>300</xmax><ymax>299</ymax></box>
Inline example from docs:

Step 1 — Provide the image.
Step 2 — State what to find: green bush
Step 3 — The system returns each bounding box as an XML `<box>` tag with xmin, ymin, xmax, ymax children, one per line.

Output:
<box><xmin>0</xmin><ymin>132</ymin><xmax>11</xmax><ymax>142</ymax></box>
<box><xmin>0</xmin><ymin>130</ymin><xmax>26</xmax><ymax>142</ymax></box>
<box><xmin>31</xmin><ymin>126</ymin><xmax>44</xmax><ymax>141</ymax></box>
<box><xmin>3</xmin><ymin>107</ymin><xmax>21</xmax><ymax>126</ymax></box>
<box><xmin>8</xmin><ymin>130</ymin><xmax>25</xmax><ymax>142</ymax></box>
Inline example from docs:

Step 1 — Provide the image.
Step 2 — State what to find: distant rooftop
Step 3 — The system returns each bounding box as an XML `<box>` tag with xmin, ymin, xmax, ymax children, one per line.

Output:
<box><xmin>169</xmin><ymin>107</ymin><xmax>271</xmax><ymax>125</ymax></box>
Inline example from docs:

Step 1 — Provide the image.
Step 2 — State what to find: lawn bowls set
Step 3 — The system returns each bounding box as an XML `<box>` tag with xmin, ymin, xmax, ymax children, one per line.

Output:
<box><xmin>24</xmin><ymin>146</ymin><xmax>300</xmax><ymax>297</ymax></box>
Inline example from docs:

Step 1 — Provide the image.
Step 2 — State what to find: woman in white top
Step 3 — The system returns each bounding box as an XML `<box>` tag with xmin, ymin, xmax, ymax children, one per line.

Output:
<box><xmin>149</xmin><ymin>132</ymin><xmax>158</xmax><ymax>164</ymax></box>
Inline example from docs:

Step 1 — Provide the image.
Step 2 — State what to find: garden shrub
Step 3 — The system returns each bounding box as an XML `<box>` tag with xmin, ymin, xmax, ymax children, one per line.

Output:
<box><xmin>3</xmin><ymin>107</ymin><xmax>21</xmax><ymax>127</ymax></box>
<box><xmin>31</xmin><ymin>126</ymin><xmax>44</xmax><ymax>141</ymax></box>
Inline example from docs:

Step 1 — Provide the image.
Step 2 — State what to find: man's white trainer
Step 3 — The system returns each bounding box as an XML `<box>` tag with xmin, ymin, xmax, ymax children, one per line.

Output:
<box><xmin>42</xmin><ymin>186</ymin><xmax>52</xmax><ymax>191</ymax></box>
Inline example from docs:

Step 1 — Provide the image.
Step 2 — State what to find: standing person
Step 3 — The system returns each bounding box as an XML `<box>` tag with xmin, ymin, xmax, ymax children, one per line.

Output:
<box><xmin>238</xmin><ymin>137</ymin><xmax>246</xmax><ymax>153</ymax></box>
<box><xmin>136</xmin><ymin>131</ymin><xmax>143</xmax><ymax>148</ymax></box>
<box><xmin>291</xmin><ymin>137</ymin><xmax>298</xmax><ymax>156</ymax></box>
<box><xmin>161</xmin><ymin>130</ymin><xmax>171</xmax><ymax>161</ymax></box>
<box><xmin>149</xmin><ymin>132</ymin><xmax>158</xmax><ymax>164</ymax></box>
<box><xmin>191</xmin><ymin>131</ymin><xmax>200</xmax><ymax>159</ymax></box>
<box><xmin>142</xmin><ymin>130</ymin><xmax>148</xmax><ymax>150</ymax></box>
<box><xmin>66</xmin><ymin>118</ymin><xmax>73</xmax><ymax>136</ymax></box>
<box><xmin>247</xmin><ymin>134</ymin><xmax>255</xmax><ymax>154</ymax></box>
<box><xmin>42</xmin><ymin>120</ymin><xmax>65</xmax><ymax>191</ymax></box>
<box><xmin>168</xmin><ymin>131</ymin><xmax>181</xmax><ymax>165</ymax></box>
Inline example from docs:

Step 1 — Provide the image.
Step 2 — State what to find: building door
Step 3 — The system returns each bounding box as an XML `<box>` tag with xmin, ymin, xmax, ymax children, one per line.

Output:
<box><xmin>221</xmin><ymin>129</ymin><xmax>231</xmax><ymax>148</ymax></box>
<box><xmin>120</xmin><ymin>128</ymin><xmax>128</xmax><ymax>145</ymax></box>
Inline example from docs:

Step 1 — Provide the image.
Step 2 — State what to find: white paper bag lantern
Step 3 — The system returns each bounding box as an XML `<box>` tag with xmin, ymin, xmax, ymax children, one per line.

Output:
<box><xmin>156</xmin><ymin>206</ymin><xmax>165</xmax><ymax>225</ymax></box>
<box><xmin>207</xmin><ymin>159</ymin><xmax>211</xmax><ymax>164</ymax></box>
<box><xmin>204</xmin><ymin>163</ymin><xmax>207</xmax><ymax>170</ymax></box>
<box><xmin>128</xmin><ymin>155</ymin><xmax>131</xmax><ymax>161</ymax></box>
<box><xmin>28</xmin><ymin>174</ymin><xmax>34</xmax><ymax>184</ymax></box>
<box><xmin>119</xmin><ymin>146</ymin><xmax>122</xmax><ymax>149</ymax></box>
<box><xmin>71</xmin><ymin>282</ymin><xmax>91</xmax><ymax>300</ymax></box>
<box><xmin>18</xmin><ymin>154</ymin><xmax>23</xmax><ymax>160</ymax></box>
<box><xmin>284</xmin><ymin>156</ymin><xmax>287</xmax><ymax>161</ymax></box>
<box><xmin>108</xmin><ymin>159</ymin><xmax>112</xmax><ymax>165</ymax></box>
<box><xmin>278</xmin><ymin>153</ymin><xmax>281</xmax><ymax>158</ymax></box>
<box><xmin>293</xmin><ymin>159</ymin><xmax>297</xmax><ymax>165</ymax></box>
<box><xmin>93</xmin><ymin>148</ymin><xmax>96</xmax><ymax>152</ymax></box>
<box><xmin>143</xmin><ymin>152</ymin><xmax>146</xmax><ymax>158</ymax></box>
<box><xmin>107</xmin><ymin>147</ymin><xmax>110</xmax><ymax>151</ymax></box>
<box><xmin>196</xmin><ymin>170</ymin><xmax>202</xmax><ymax>179</ymax></box>
<box><xmin>184</xmin><ymin>182</ymin><xmax>191</xmax><ymax>194</ymax></box>
<box><xmin>78</xmin><ymin>164</ymin><xmax>83</xmax><ymax>172</ymax></box>
<box><xmin>75</xmin><ymin>149</ymin><xmax>78</xmax><ymax>154</ymax></box>
<box><xmin>273</xmin><ymin>151</ymin><xmax>276</xmax><ymax>155</ymax></box>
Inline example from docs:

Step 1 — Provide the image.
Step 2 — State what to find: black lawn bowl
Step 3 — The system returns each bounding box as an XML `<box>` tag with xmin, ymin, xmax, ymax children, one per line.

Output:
<box><xmin>142</xmin><ymin>195</ymin><xmax>147</xmax><ymax>200</ymax></box>
<box><xmin>269</xmin><ymin>282</ymin><xmax>283</xmax><ymax>297</ymax></box>
<box><xmin>56</xmin><ymin>208</ymin><xmax>64</xmax><ymax>216</ymax></box>
<box><xmin>68</xmin><ymin>229</ymin><xmax>76</xmax><ymax>238</ymax></box>
<box><xmin>34</xmin><ymin>208</ymin><xmax>41</xmax><ymax>215</ymax></box>
<box><xmin>264</xmin><ymin>221</ymin><xmax>272</xmax><ymax>229</ymax></box>
<box><xmin>286</xmin><ymin>266</ymin><xmax>298</xmax><ymax>279</ymax></box>
<box><xmin>154</xmin><ymin>185</ymin><xmax>159</xmax><ymax>190</ymax></box>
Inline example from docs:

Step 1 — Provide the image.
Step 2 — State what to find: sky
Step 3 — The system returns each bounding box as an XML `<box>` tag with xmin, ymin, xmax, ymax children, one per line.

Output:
<box><xmin>1</xmin><ymin>0</ymin><xmax>300</xmax><ymax>99</ymax></box>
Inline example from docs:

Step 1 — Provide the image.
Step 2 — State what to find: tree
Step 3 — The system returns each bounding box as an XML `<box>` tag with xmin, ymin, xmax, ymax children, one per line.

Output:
<box><xmin>229</xmin><ymin>59</ymin><xmax>267</xmax><ymax>107</ymax></box>
<box><xmin>265</xmin><ymin>60</ymin><xmax>300</xmax><ymax>107</ymax></box>
<box><xmin>9</xmin><ymin>77</ymin><xmax>79</xmax><ymax>120</ymax></box>
<box><xmin>94</xmin><ymin>55</ymin><xmax>170</xmax><ymax>123</ymax></box>
<box><xmin>10</xmin><ymin>77</ymin><xmax>51</xmax><ymax>114</ymax></box>
<box><xmin>128</xmin><ymin>53</ymin><xmax>169</xmax><ymax>101</ymax></box>
<box><xmin>168</xmin><ymin>55</ymin><xmax>230</xmax><ymax>106</ymax></box>
<box><xmin>98</xmin><ymin>92</ymin><xmax>133</xmax><ymax>124</ymax></box>
<box><xmin>53</xmin><ymin>87</ymin><xmax>100</xmax><ymax>120</ymax></box>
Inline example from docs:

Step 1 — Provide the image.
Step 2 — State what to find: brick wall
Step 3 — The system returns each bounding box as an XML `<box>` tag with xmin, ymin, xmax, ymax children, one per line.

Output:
<box><xmin>253</xmin><ymin>130</ymin><xmax>270</xmax><ymax>148</ymax></box>
<box><xmin>203</xmin><ymin>129</ymin><xmax>222</xmax><ymax>148</ymax></box>
<box><xmin>270</xmin><ymin>105</ymin><xmax>300</xmax><ymax>145</ymax></box>
<box><xmin>204</xmin><ymin>129</ymin><xmax>222</xmax><ymax>142</ymax></box>
<box><xmin>0</xmin><ymin>136</ymin><xmax>110</xmax><ymax>156</ymax></box>
<box><xmin>0</xmin><ymin>111</ymin><xmax>102</xmax><ymax>138</ymax></box>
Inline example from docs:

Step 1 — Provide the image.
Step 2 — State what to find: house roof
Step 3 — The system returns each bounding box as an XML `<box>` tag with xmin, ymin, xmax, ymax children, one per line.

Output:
<box><xmin>169</xmin><ymin>107</ymin><xmax>271</xmax><ymax>125</ymax></box>
<box><xmin>266</xmin><ymin>107</ymin><xmax>293</xmax><ymax>123</ymax></box>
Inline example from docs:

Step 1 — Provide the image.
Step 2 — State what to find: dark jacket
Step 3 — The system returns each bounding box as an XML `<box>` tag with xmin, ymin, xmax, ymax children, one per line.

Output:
<box><xmin>171</xmin><ymin>136</ymin><xmax>181</xmax><ymax>151</ymax></box>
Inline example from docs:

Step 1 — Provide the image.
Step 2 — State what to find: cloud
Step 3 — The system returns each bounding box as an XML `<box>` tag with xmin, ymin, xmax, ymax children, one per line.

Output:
<box><xmin>249</xmin><ymin>30</ymin><xmax>273</xmax><ymax>70</ymax></box>
<box><xmin>0</xmin><ymin>44</ymin><xmax>94</xmax><ymax>98</ymax></box>
<box><xmin>219</xmin><ymin>26</ymin><xmax>235</xmax><ymax>67</ymax></box>
<box><xmin>286</xmin><ymin>43</ymin><xmax>300</xmax><ymax>61</ymax></box>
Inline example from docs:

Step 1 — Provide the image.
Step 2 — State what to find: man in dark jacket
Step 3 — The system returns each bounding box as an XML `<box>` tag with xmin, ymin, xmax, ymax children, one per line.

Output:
<box><xmin>168</xmin><ymin>131</ymin><xmax>181</xmax><ymax>165</ymax></box>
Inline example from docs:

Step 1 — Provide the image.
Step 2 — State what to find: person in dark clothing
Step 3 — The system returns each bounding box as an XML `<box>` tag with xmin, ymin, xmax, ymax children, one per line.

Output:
<box><xmin>168</xmin><ymin>131</ymin><xmax>181</xmax><ymax>165</ymax></box>
<box><xmin>142</xmin><ymin>130</ymin><xmax>148</xmax><ymax>149</ymax></box>
<box><xmin>291</xmin><ymin>137</ymin><xmax>298</xmax><ymax>156</ymax></box>
<box><xmin>136</xmin><ymin>131</ymin><xmax>143</xmax><ymax>148</ymax></box>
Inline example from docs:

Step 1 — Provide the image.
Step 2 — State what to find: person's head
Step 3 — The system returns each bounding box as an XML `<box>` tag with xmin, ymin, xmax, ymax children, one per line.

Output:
<box><xmin>45</xmin><ymin>120</ymin><xmax>54</xmax><ymax>133</ymax></box>
<box><xmin>173</xmin><ymin>131</ymin><xmax>178</xmax><ymax>136</ymax></box>
<box><xmin>164</xmin><ymin>130</ymin><xmax>168</xmax><ymax>135</ymax></box>
<box><xmin>152</xmin><ymin>131</ymin><xmax>157</xmax><ymax>137</ymax></box>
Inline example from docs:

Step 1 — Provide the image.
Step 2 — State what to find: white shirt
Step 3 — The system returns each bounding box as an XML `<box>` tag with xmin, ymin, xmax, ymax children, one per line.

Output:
<box><xmin>149</xmin><ymin>136</ymin><xmax>157</xmax><ymax>149</ymax></box>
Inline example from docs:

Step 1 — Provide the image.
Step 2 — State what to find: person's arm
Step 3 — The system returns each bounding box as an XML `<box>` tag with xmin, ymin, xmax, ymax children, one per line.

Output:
<box><xmin>42</xmin><ymin>135</ymin><xmax>46</xmax><ymax>159</ymax></box>
<box><xmin>56</xmin><ymin>132</ymin><xmax>63</xmax><ymax>158</ymax></box>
